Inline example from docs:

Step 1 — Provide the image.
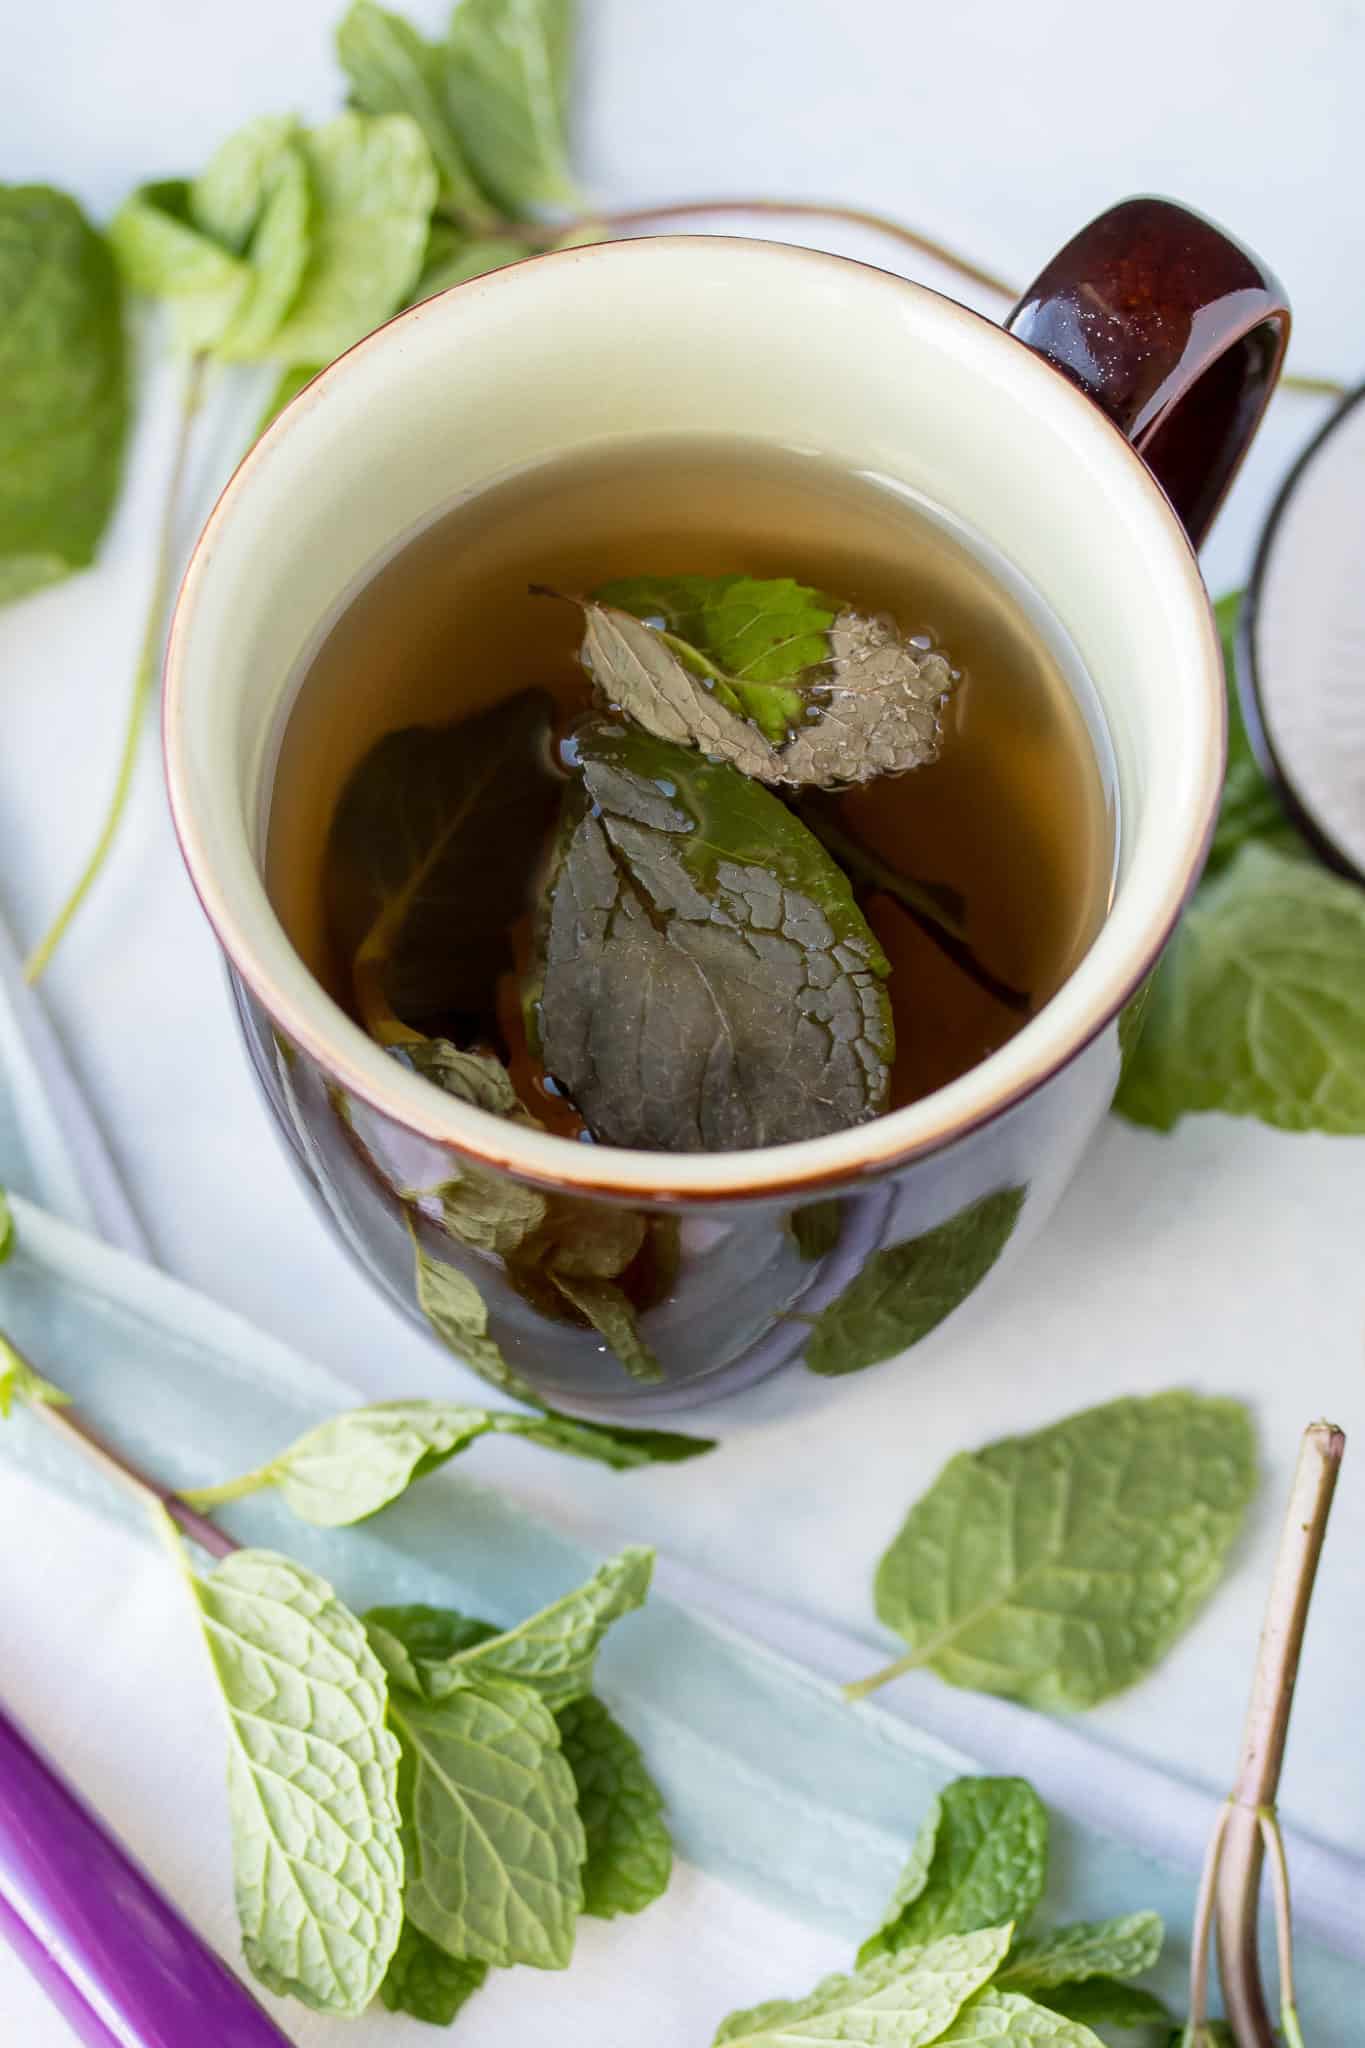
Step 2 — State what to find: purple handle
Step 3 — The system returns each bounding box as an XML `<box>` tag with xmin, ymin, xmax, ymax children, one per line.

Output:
<box><xmin>0</xmin><ymin>1699</ymin><xmax>294</xmax><ymax>2048</ymax></box>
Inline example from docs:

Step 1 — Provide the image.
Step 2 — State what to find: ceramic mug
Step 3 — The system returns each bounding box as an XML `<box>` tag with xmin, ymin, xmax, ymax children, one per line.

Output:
<box><xmin>164</xmin><ymin>198</ymin><xmax>1288</xmax><ymax>1416</ymax></box>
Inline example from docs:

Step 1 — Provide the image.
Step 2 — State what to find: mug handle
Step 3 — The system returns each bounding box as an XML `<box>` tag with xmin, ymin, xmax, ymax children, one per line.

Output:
<box><xmin>1006</xmin><ymin>197</ymin><xmax>1290</xmax><ymax>549</ymax></box>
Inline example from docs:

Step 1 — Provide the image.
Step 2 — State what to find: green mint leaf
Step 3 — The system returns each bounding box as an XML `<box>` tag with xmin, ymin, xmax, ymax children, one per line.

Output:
<box><xmin>572</xmin><ymin>581</ymin><xmax>957</xmax><ymax>785</ymax></box>
<box><xmin>505</xmin><ymin>1409</ymin><xmax>717</xmax><ymax>1468</ymax></box>
<box><xmin>109</xmin><ymin>178</ymin><xmax>250</xmax><ymax>351</ymax></box>
<box><xmin>557</xmin><ymin>1693</ymin><xmax>672</xmax><ymax>1918</ymax></box>
<box><xmin>328</xmin><ymin>690</ymin><xmax>558</xmax><ymax>1038</ymax></box>
<box><xmin>1034</xmin><ymin>1978</ymin><xmax>1170</xmax><ymax>2027</ymax></box>
<box><xmin>0</xmin><ymin>186</ymin><xmax>127</xmax><ymax>604</ymax></box>
<box><xmin>713</xmin><ymin>1926</ymin><xmax>1012</xmax><ymax>2046</ymax></box>
<box><xmin>395</xmin><ymin>1040</ymin><xmax>549</xmax><ymax>1253</ymax></box>
<box><xmin>379</xmin><ymin>1917</ymin><xmax>489</xmax><ymax>2024</ymax></box>
<box><xmin>443</xmin><ymin>0</ymin><xmax>580</xmax><ymax>214</ymax></box>
<box><xmin>930</xmin><ymin>1985</ymin><xmax>1107</xmax><ymax>2044</ymax></box>
<box><xmin>411</xmin><ymin>227</ymin><xmax>532</xmax><ymax>300</ymax></box>
<box><xmin>861</xmin><ymin>1778</ymin><xmax>1047</xmax><ymax>1963</ymax></box>
<box><xmin>1115</xmin><ymin>841</ymin><xmax>1365</xmax><ymax>1134</ymax></box>
<box><xmin>191</xmin><ymin>113</ymin><xmax>299</xmax><ymax>250</ymax></box>
<box><xmin>790</xmin><ymin>1198</ymin><xmax>843</xmax><ymax>1261</ymax></box>
<box><xmin>367</xmin><ymin>1602</ymin><xmax>500</xmax><ymax>1673</ymax></box>
<box><xmin>0</xmin><ymin>1187</ymin><xmax>13</xmax><ymax>1263</ymax></box>
<box><xmin>255</xmin><ymin>361</ymin><xmax>321</xmax><ymax>433</ymax></box>
<box><xmin>337</xmin><ymin>0</ymin><xmax>497</xmax><ymax>227</ymax></box>
<box><xmin>189</xmin><ymin>1547</ymin><xmax>404</xmax><ymax>2013</ymax></box>
<box><xmin>536</xmin><ymin>720</ymin><xmax>894</xmax><ymax>1149</ymax></box>
<box><xmin>805</xmin><ymin>1188</ymin><xmax>1025</xmax><ymax>1376</ymax></box>
<box><xmin>0</xmin><ymin>1333</ymin><xmax>72</xmax><ymax>1419</ymax></box>
<box><xmin>1207</xmin><ymin>592</ymin><xmax>1295</xmax><ymax>874</ymax></box>
<box><xmin>862</xmin><ymin>1392</ymin><xmax>1257</xmax><ymax>1710</ymax></box>
<box><xmin>551</xmin><ymin>1272</ymin><xmax>664</xmax><ymax>1383</ymax></box>
<box><xmin>388</xmin><ymin>1669</ymin><xmax>585</xmax><ymax>1968</ymax></box>
<box><xmin>1000</xmin><ymin>1911</ymin><xmax>1163</xmax><ymax>1991</ymax></box>
<box><xmin>423</xmin><ymin>1546</ymin><xmax>653</xmax><ymax>1710</ymax></box>
<box><xmin>262</xmin><ymin>111</ymin><xmax>437</xmax><ymax>364</ymax></box>
<box><xmin>197</xmin><ymin>129</ymin><xmax>312</xmax><ymax>362</ymax></box>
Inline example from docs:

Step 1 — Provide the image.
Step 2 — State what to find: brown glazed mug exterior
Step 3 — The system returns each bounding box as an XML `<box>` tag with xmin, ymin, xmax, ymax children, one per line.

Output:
<box><xmin>167</xmin><ymin>199</ymin><xmax>1289</xmax><ymax>1416</ymax></box>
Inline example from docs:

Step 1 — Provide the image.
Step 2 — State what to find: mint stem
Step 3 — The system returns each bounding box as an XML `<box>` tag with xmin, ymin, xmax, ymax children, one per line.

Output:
<box><xmin>1210</xmin><ymin>1421</ymin><xmax>1345</xmax><ymax>2044</ymax></box>
<box><xmin>24</xmin><ymin>352</ymin><xmax>209</xmax><ymax>986</ymax></box>
<box><xmin>24</xmin><ymin>1378</ymin><xmax>238</xmax><ymax>1560</ymax></box>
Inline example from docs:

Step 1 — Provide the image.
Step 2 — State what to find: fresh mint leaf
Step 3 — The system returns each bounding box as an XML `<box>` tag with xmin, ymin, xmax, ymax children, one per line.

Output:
<box><xmin>422</xmin><ymin>1546</ymin><xmax>653</xmax><ymax>1710</ymax></box>
<box><xmin>337</xmin><ymin>0</ymin><xmax>497</xmax><ymax>227</ymax></box>
<box><xmin>444</xmin><ymin>0</ymin><xmax>580</xmax><ymax>214</ymax></box>
<box><xmin>856</xmin><ymin>1393</ymin><xmax>1257</xmax><ymax>1710</ymax></box>
<box><xmin>0</xmin><ymin>186</ymin><xmax>127</xmax><ymax>605</ymax></box>
<box><xmin>379</xmin><ymin>1917</ymin><xmax>488</xmax><ymax>2024</ymax></box>
<box><xmin>1034</xmin><ymin>1977</ymin><xmax>1170</xmax><ymax>2026</ymax></box>
<box><xmin>187</xmin><ymin>1547</ymin><xmax>404</xmax><ymax>2013</ymax></box>
<box><xmin>713</xmin><ymin>1926</ymin><xmax>1012</xmax><ymax>2046</ymax></box>
<box><xmin>557</xmin><ymin>1694</ymin><xmax>672</xmax><ymax>1918</ymax></box>
<box><xmin>0</xmin><ymin>1333</ymin><xmax>72</xmax><ymax>1418</ymax></box>
<box><xmin>535</xmin><ymin>720</ymin><xmax>894</xmax><ymax>1150</ymax></box>
<box><xmin>256</xmin><ymin>361</ymin><xmax>321</xmax><ymax>431</ymax></box>
<box><xmin>367</xmin><ymin>1603</ymin><xmax>500</xmax><ymax>1671</ymax></box>
<box><xmin>999</xmin><ymin>1911</ymin><xmax>1163</xmax><ymax>1992</ymax></box>
<box><xmin>198</xmin><ymin>131</ymin><xmax>312</xmax><ymax>361</ymax></box>
<box><xmin>804</xmin><ymin>1188</ymin><xmax>1025</xmax><ymax>1376</ymax></box>
<box><xmin>1115</xmin><ymin>841</ymin><xmax>1365</xmax><ymax>1134</ymax></box>
<box><xmin>1207</xmin><ymin>592</ymin><xmax>1294</xmax><ymax>874</ymax></box>
<box><xmin>388</xmin><ymin>1669</ymin><xmax>585</xmax><ymax>1969</ymax></box>
<box><xmin>0</xmin><ymin>1187</ymin><xmax>12</xmax><ymax>1263</ymax></box>
<box><xmin>327</xmin><ymin>690</ymin><xmax>558</xmax><ymax>1039</ymax></box>
<box><xmin>569</xmin><ymin>582</ymin><xmax>957</xmax><ymax>785</ymax></box>
<box><xmin>263</xmin><ymin>111</ymin><xmax>437</xmax><ymax>363</ymax></box>
<box><xmin>861</xmin><ymin>1779</ymin><xmax>1047</xmax><ymax>1963</ymax></box>
<box><xmin>411</xmin><ymin>227</ymin><xmax>532</xmax><ymax>300</ymax></box>
<box><xmin>551</xmin><ymin>1272</ymin><xmax>663</xmax><ymax>1383</ymax></box>
<box><xmin>930</xmin><ymin>1985</ymin><xmax>1107</xmax><ymax>2043</ymax></box>
<box><xmin>110</xmin><ymin>179</ymin><xmax>250</xmax><ymax>352</ymax></box>
<box><xmin>506</xmin><ymin>1409</ymin><xmax>716</xmax><ymax>1468</ymax></box>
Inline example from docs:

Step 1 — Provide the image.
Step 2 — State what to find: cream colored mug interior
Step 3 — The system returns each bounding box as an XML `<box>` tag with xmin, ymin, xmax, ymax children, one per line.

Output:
<box><xmin>163</xmin><ymin>235</ymin><xmax>1224</xmax><ymax>1199</ymax></box>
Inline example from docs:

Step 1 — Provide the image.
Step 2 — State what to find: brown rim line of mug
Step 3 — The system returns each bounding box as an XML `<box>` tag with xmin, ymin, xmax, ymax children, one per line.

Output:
<box><xmin>162</xmin><ymin>228</ymin><xmax>1233</xmax><ymax>1206</ymax></box>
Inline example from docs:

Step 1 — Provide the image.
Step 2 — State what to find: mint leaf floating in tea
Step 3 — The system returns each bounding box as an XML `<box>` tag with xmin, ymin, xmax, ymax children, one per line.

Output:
<box><xmin>444</xmin><ymin>0</ymin><xmax>581</xmax><ymax>215</ymax></box>
<box><xmin>535</xmin><ymin>719</ymin><xmax>894</xmax><ymax>1149</ymax></box>
<box><xmin>804</xmin><ymin>1187</ymin><xmax>1025</xmax><ymax>1377</ymax></box>
<box><xmin>328</xmin><ymin>689</ymin><xmax>559</xmax><ymax>1042</ymax></box>
<box><xmin>557</xmin><ymin>1693</ymin><xmax>672</xmax><ymax>1918</ymax></box>
<box><xmin>1116</xmin><ymin>840</ymin><xmax>1365</xmax><ymax>1134</ymax></box>
<box><xmin>164</xmin><ymin>1533</ymin><xmax>405</xmax><ymax>2013</ymax></box>
<box><xmin>560</xmin><ymin>577</ymin><xmax>958</xmax><ymax>787</ymax></box>
<box><xmin>0</xmin><ymin>186</ymin><xmax>127</xmax><ymax>606</ymax></box>
<box><xmin>379</xmin><ymin>1918</ymin><xmax>489</xmax><ymax>2025</ymax></box>
<box><xmin>712</xmin><ymin>1925</ymin><xmax>1012</xmax><ymax>2046</ymax></box>
<box><xmin>859</xmin><ymin>1777</ymin><xmax>1048</xmax><ymax>1965</ymax></box>
<box><xmin>849</xmin><ymin>1392</ymin><xmax>1257</xmax><ymax>1708</ymax></box>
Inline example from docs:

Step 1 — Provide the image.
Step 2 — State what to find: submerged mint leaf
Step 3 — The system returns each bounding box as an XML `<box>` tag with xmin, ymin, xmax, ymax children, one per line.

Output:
<box><xmin>444</xmin><ymin>0</ymin><xmax>580</xmax><ymax>214</ymax></box>
<box><xmin>328</xmin><ymin>689</ymin><xmax>558</xmax><ymax>1040</ymax></box>
<box><xmin>263</xmin><ymin>111</ymin><xmax>437</xmax><ymax>363</ymax></box>
<box><xmin>536</xmin><ymin>720</ymin><xmax>894</xmax><ymax>1149</ymax></box>
<box><xmin>413</xmin><ymin>1237</ymin><xmax>539</xmax><ymax>1398</ymax></box>
<box><xmin>713</xmin><ymin>1926</ymin><xmax>1012</xmax><ymax>2046</ymax></box>
<box><xmin>557</xmin><ymin>1693</ymin><xmax>672</xmax><ymax>1919</ymax></box>
<box><xmin>861</xmin><ymin>1779</ymin><xmax>1047</xmax><ymax>1963</ymax></box>
<box><xmin>389</xmin><ymin>1668</ymin><xmax>584</xmax><ymax>1969</ymax></box>
<box><xmin>790</xmin><ymin>1199</ymin><xmax>843</xmax><ymax>1261</ymax></box>
<box><xmin>551</xmin><ymin>1272</ymin><xmax>663</xmax><ymax>1383</ymax></box>
<box><xmin>337</xmin><ymin>0</ymin><xmax>497</xmax><ymax>227</ymax></box>
<box><xmin>379</xmin><ymin>1917</ymin><xmax>488</xmax><ymax>2025</ymax></box>
<box><xmin>188</xmin><ymin>1547</ymin><xmax>404</xmax><ymax>2013</ymax></box>
<box><xmin>0</xmin><ymin>186</ymin><xmax>127</xmax><ymax>605</ymax></box>
<box><xmin>569</xmin><ymin>581</ymin><xmax>956</xmax><ymax>786</ymax></box>
<box><xmin>804</xmin><ymin>1188</ymin><xmax>1025</xmax><ymax>1376</ymax></box>
<box><xmin>855</xmin><ymin>1393</ymin><xmax>1257</xmax><ymax>1710</ymax></box>
<box><xmin>1000</xmin><ymin>1911</ymin><xmax>1163</xmax><ymax>1993</ymax></box>
<box><xmin>1115</xmin><ymin>841</ymin><xmax>1365</xmax><ymax>1134</ymax></box>
<box><xmin>422</xmin><ymin>1546</ymin><xmax>653</xmax><ymax>1711</ymax></box>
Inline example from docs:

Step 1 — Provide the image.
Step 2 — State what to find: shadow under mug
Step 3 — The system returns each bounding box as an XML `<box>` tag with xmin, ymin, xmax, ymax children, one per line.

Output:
<box><xmin>164</xmin><ymin>197</ymin><xmax>1288</xmax><ymax>1417</ymax></box>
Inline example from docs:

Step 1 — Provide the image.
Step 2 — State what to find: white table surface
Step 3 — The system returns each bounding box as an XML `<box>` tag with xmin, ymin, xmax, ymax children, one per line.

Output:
<box><xmin>4</xmin><ymin>0</ymin><xmax>1365</xmax><ymax>2037</ymax></box>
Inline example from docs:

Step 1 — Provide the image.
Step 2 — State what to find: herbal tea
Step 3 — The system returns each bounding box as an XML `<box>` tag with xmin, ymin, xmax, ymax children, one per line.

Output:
<box><xmin>267</xmin><ymin>438</ymin><xmax>1115</xmax><ymax>1151</ymax></box>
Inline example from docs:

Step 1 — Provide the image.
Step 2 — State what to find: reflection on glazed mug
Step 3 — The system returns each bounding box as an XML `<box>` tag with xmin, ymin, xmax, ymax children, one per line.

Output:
<box><xmin>164</xmin><ymin>199</ymin><xmax>1288</xmax><ymax>1417</ymax></box>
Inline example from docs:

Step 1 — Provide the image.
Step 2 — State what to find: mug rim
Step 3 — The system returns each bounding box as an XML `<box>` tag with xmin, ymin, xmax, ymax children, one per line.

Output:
<box><xmin>163</xmin><ymin>231</ymin><xmax>1225</xmax><ymax>1203</ymax></box>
